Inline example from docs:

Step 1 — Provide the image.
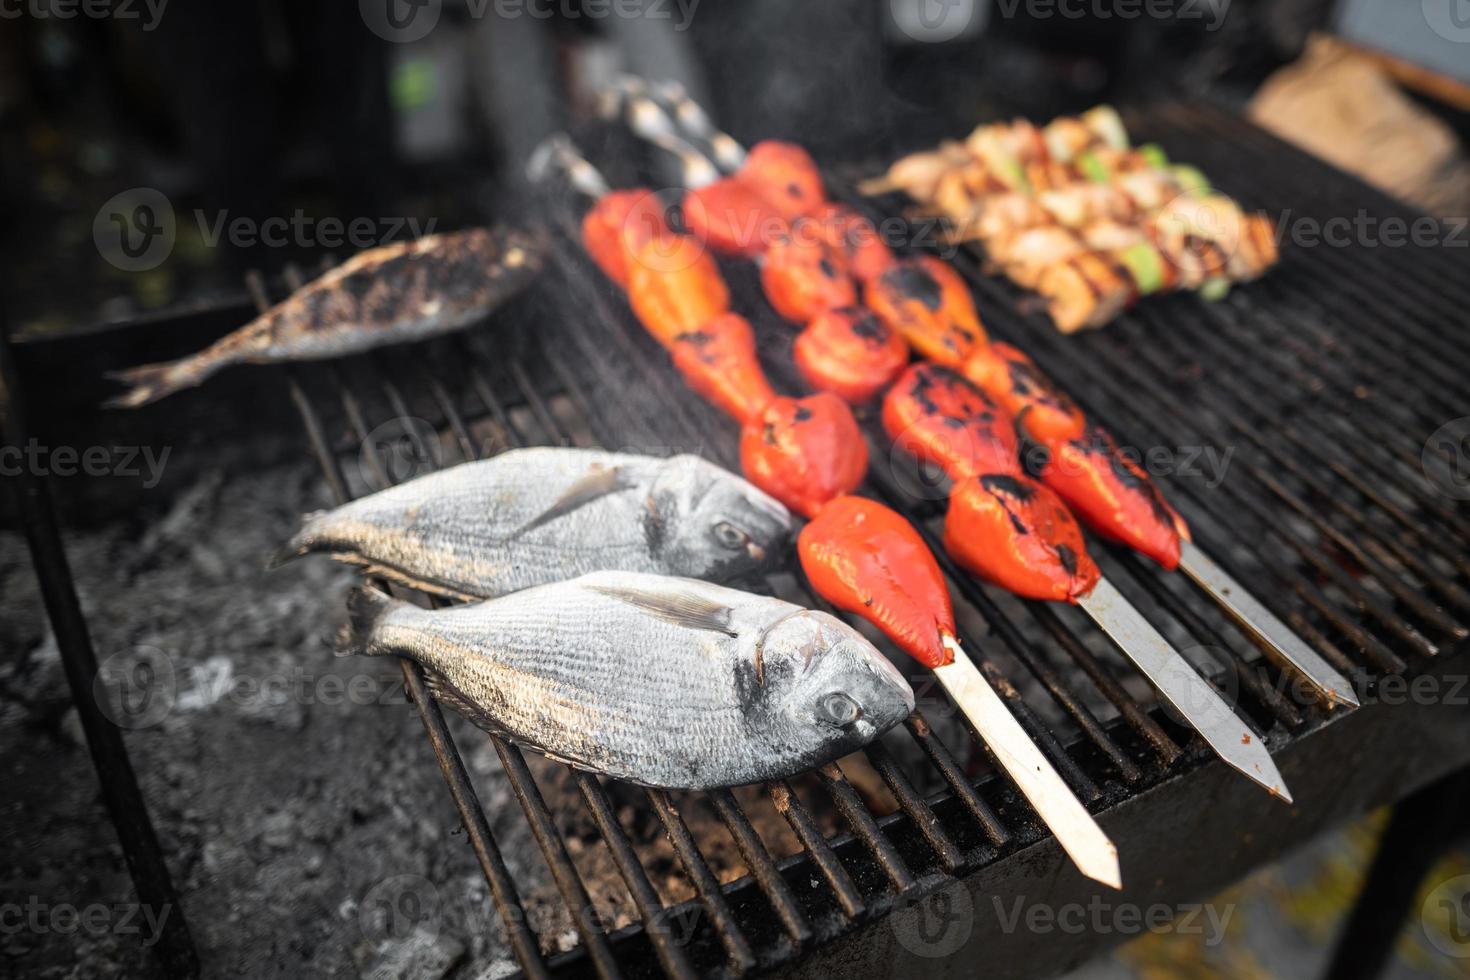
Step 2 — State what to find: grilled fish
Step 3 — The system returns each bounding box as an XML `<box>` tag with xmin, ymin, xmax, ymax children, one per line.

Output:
<box><xmin>341</xmin><ymin>572</ymin><xmax>915</xmax><ymax>788</ymax></box>
<box><xmin>106</xmin><ymin>227</ymin><xmax>543</xmax><ymax>408</ymax></box>
<box><xmin>278</xmin><ymin>448</ymin><xmax>792</xmax><ymax>599</ymax></box>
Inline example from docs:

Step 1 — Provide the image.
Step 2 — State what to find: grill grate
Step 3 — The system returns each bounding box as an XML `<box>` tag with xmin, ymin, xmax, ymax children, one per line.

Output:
<box><xmin>263</xmin><ymin>104</ymin><xmax>1470</xmax><ymax>978</ymax></box>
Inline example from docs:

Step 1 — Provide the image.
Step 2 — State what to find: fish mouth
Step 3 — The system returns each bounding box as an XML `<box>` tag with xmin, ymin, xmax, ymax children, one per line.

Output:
<box><xmin>746</xmin><ymin>541</ymin><xmax>767</xmax><ymax>563</ymax></box>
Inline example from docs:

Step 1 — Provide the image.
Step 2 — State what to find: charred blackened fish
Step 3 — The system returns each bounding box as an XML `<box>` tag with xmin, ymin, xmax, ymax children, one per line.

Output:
<box><xmin>278</xmin><ymin>448</ymin><xmax>792</xmax><ymax>598</ymax></box>
<box><xmin>342</xmin><ymin>572</ymin><xmax>914</xmax><ymax>787</ymax></box>
<box><xmin>106</xmin><ymin>227</ymin><xmax>543</xmax><ymax>408</ymax></box>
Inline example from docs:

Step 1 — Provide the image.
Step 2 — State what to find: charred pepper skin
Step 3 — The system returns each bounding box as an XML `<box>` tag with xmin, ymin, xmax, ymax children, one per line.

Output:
<box><xmin>794</xmin><ymin>307</ymin><xmax>909</xmax><ymax>405</ymax></box>
<box><xmin>867</xmin><ymin>255</ymin><xmax>988</xmax><ymax>365</ymax></box>
<box><xmin>761</xmin><ymin>230</ymin><xmax>858</xmax><ymax>324</ymax></box>
<box><xmin>683</xmin><ymin>177</ymin><xmax>787</xmax><ymax>258</ymax></box>
<box><xmin>739</xmin><ymin>140</ymin><xmax>827</xmax><ymax>219</ymax></box>
<box><xmin>945</xmin><ymin>474</ymin><xmax>1101</xmax><ymax>603</ymax></box>
<box><xmin>670</xmin><ymin>313</ymin><xmax>777</xmax><ymax>422</ymax></box>
<box><xmin>800</xmin><ymin>495</ymin><xmax>957</xmax><ymax>669</ymax></box>
<box><xmin>805</xmin><ymin>203</ymin><xmax>897</xmax><ymax>283</ymax></box>
<box><xmin>626</xmin><ymin>234</ymin><xmax>731</xmax><ymax>348</ymax></box>
<box><xmin>581</xmin><ymin>189</ymin><xmax>671</xmax><ymax>288</ymax></box>
<box><xmin>961</xmin><ymin>341</ymin><xmax>1087</xmax><ymax>444</ymax></box>
<box><xmin>1027</xmin><ymin>423</ymin><xmax>1185</xmax><ymax>570</ymax></box>
<box><xmin>739</xmin><ymin>394</ymin><xmax>868</xmax><ymax>519</ymax></box>
<box><xmin>882</xmin><ymin>364</ymin><xmax>1021</xmax><ymax>480</ymax></box>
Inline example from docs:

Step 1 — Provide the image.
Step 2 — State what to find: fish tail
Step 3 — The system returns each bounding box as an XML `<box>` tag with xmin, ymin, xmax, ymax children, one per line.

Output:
<box><xmin>268</xmin><ymin>511</ymin><xmax>329</xmax><ymax>568</ymax></box>
<box><xmin>103</xmin><ymin>353</ymin><xmax>221</xmax><ymax>409</ymax></box>
<box><xmin>339</xmin><ymin>585</ymin><xmax>400</xmax><ymax>658</ymax></box>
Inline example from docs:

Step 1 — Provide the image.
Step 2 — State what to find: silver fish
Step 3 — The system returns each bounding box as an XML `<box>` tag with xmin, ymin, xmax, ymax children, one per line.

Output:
<box><xmin>105</xmin><ymin>226</ymin><xmax>543</xmax><ymax>408</ymax></box>
<box><xmin>342</xmin><ymin>572</ymin><xmax>915</xmax><ymax>788</ymax></box>
<box><xmin>277</xmin><ymin>448</ymin><xmax>793</xmax><ymax>599</ymax></box>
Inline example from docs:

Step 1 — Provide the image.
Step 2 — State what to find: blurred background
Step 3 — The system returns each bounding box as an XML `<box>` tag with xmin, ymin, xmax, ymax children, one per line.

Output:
<box><xmin>2</xmin><ymin>2</ymin><xmax>1468</xmax><ymax>978</ymax></box>
<box><xmin>4</xmin><ymin>0</ymin><xmax>1468</xmax><ymax>337</ymax></box>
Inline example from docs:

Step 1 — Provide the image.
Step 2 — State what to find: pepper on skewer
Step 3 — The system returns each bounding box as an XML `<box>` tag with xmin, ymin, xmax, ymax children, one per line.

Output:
<box><xmin>606</xmin><ymin>87</ymin><xmax>1346</xmax><ymax>772</ymax></box>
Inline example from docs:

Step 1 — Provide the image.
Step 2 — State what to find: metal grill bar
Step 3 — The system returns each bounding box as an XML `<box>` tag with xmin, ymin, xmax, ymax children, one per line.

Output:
<box><xmin>252</xmin><ymin>284</ymin><xmax>553</xmax><ymax>977</ymax></box>
<box><xmin>226</xmin><ymin>102</ymin><xmax>1470</xmax><ymax>978</ymax></box>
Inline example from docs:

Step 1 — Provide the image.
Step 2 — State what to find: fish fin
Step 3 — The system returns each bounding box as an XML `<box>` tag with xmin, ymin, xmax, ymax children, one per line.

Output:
<box><xmin>587</xmin><ymin>582</ymin><xmax>739</xmax><ymax>637</ymax></box>
<box><xmin>422</xmin><ymin>668</ymin><xmax>514</xmax><ymax>738</ymax></box>
<box><xmin>506</xmin><ymin>464</ymin><xmax>633</xmax><ymax>540</ymax></box>
<box><xmin>338</xmin><ymin>585</ymin><xmax>401</xmax><ymax>657</ymax></box>
<box><xmin>103</xmin><ymin>354</ymin><xmax>221</xmax><ymax>409</ymax></box>
<box><xmin>330</xmin><ymin>555</ymin><xmax>483</xmax><ymax>602</ymax></box>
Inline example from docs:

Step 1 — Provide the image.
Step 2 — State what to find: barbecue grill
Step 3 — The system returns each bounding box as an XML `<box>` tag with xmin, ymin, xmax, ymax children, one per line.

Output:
<box><xmin>11</xmin><ymin>103</ymin><xmax>1470</xmax><ymax>980</ymax></box>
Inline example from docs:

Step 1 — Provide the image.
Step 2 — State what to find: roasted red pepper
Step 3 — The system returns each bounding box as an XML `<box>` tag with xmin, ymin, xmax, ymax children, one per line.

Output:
<box><xmin>793</xmin><ymin>306</ymin><xmax>909</xmax><ymax>405</ymax></box>
<box><xmin>669</xmin><ymin>313</ymin><xmax>777</xmax><ymax>422</ymax></box>
<box><xmin>739</xmin><ymin>393</ymin><xmax>867</xmax><ymax>518</ymax></box>
<box><xmin>682</xmin><ymin>177</ymin><xmax>786</xmax><ymax>258</ymax></box>
<box><xmin>581</xmin><ymin>188</ymin><xmax>670</xmax><ymax>288</ymax></box>
<box><xmin>626</xmin><ymin>233</ymin><xmax>731</xmax><ymax>347</ymax></box>
<box><xmin>761</xmin><ymin>230</ymin><xmax>857</xmax><ymax>324</ymax></box>
<box><xmin>1026</xmin><ymin>424</ymin><xmax>1185</xmax><ymax>570</ymax></box>
<box><xmin>882</xmin><ymin>364</ymin><xmax>1021</xmax><ymax>480</ymax></box>
<box><xmin>960</xmin><ymin>341</ymin><xmax>1086</xmax><ymax>443</ymax></box>
<box><xmin>739</xmin><ymin>140</ymin><xmax>826</xmax><ymax>219</ymax></box>
<box><xmin>805</xmin><ymin>203</ymin><xmax>897</xmax><ymax>283</ymax></box>
<box><xmin>944</xmin><ymin>474</ymin><xmax>1100</xmax><ymax>602</ymax></box>
<box><xmin>799</xmin><ymin>495</ymin><xmax>956</xmax><ymax>669</ymax></box>
<box><xmin>866</xmin><ymin>256</ymin><xmax>987</xmax><ymax>365</ymax></box>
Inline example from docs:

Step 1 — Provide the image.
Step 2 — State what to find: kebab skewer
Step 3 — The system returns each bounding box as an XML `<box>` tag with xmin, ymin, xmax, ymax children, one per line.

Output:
<box><xmin>856</xmin><ymin>105</ymin><xmax>1278</xmax><ymax>327</ymax></box>
<box><xmin>610</xmin><ymin>85</ymin><xmax>1350</xmax><ymax>753</ymax></box>
<box><xmin>601</xmin><ymin>94</ymin><xmax>1299</xmax><ymax>798</ymax></box>
<box><xmin>627</xmin><ymin>83</ymin><xmax>1353</xmax><ymax>711</ymax></box>
<box><xmin>533</xmin><ymin>135</ymin><xmax>1124</xmax><ymax>888</ymax></box>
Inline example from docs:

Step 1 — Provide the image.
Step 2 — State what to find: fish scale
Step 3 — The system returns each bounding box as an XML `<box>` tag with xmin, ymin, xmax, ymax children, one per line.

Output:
<box><xmin>344</xmin><ymin>571</ymin><xmax>915</xmax><ymax>789</ymax></box>
<box><xmin>280</xmin><ymin>447</ymin><xmax>793</xmax><ymax>600</ymax></box>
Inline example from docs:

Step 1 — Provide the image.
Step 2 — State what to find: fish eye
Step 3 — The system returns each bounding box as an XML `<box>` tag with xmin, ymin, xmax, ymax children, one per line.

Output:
<box><xmin>818</xmin><ymin>692</ymin><xmax>862</xmax><ymax>727</ymax></box>
<box><xmin>713</xmin><ymin>520</ymin><xmax>749</xmax><ymax>550</ymax></box>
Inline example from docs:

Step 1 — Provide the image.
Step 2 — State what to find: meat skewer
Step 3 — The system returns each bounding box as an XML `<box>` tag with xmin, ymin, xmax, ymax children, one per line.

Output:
<box><xmin>534</xmin><ymin>134</ymin><xmax>1124</xmax><ymax>888</ymax></box>
<box><xmin>616</xmin><ymin>85</ymin><xmax>1351</xmax><ymax>703</ymax></box>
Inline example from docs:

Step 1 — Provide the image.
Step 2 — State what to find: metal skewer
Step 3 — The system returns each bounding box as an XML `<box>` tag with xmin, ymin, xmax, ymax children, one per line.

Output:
<box><xmin>533</xmin><ymin>130</ymin><xmax>1126</xmax><ymax>888</ymax></box>
<box><xmin>1177</xmin><ymin>542</ymin><xmax>1359</xmax><ymax>708</ymax></box>
<box><xmin>935</xmin><ymin>636</ymin><xmax>1121</xmax><ymax>888</ymax></box>
<box><xmin>603</xmin><ymin>80</ymin><xmax>1298</xmax><ymax>801</ymax></box>
<box><xmin>1077</xmin><ymin>580</ymin><xmax>1290</xmax><ymax>800</ymax></box>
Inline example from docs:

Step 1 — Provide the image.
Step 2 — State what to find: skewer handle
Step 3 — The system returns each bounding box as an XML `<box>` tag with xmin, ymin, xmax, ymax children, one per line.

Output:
<box><xmin>526</xmin><ymin>134</ymin><xmax>611</xmax><ymax>199</ymax></box>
